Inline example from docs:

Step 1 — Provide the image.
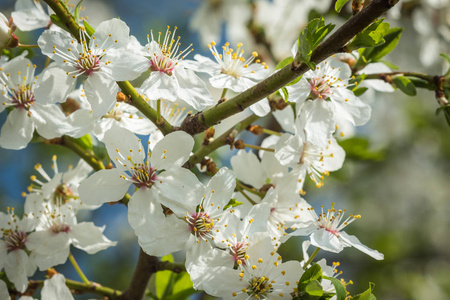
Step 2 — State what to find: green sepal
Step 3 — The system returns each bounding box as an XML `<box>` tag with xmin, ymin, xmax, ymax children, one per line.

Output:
<box><xmin>346</xmin><ymin>19</ymin><xmax>390</xmax><ymax>51</ymax></box>
<box><xmin>276</xmin><ymin>57</ymin><xmax>293</xmax><ymax>70</ymax></box>
<box><xmin>281</xmin><ymin>87</ymin><xmax>289</xmax><ymax>102</ymax></box>
<box><xmin>223</xmin><ymin>198</ymin><xmax>243</xmax><ymax>210</ymax></box>
<box><xmin>392</xmin><ymin>75</ymin><xmax>417</xmax><ymax>96</ymax></box>
<box><xmin>379</xmin><ymin>60</ymin><xmax>399</xmax><ymax>70</ymax></box>
<box><xmin>367</xmin><ymin>27</ymin><xmax>403</xmax><ymax>61</ymax></box>
<box><xmin>83</xmin><ymin>20</ymin><xmax>95</xmax><ymax>36</ymax></box>
<box><xmin>335</xmin><ymin>0</ymin><xmax>351</xmax><ymax>13</ymax></box>
<box><xmin>323</xmin><ymin>276</ymin><xmax>347</xmax><ymax>300</ymax></box>
<box><xmin>50</xmin><ymin>14</ymin><xmax>70</xmax><ymax>32</ymax></box>
<box><xmin>297</xmin><ymin>18</ymin><xmax>335</xmax><ymax>69</ymax></box>
<box><xmin>352</xmin><ymin>283</ymin><xmax>376</xmax><ymax>300</ymax></box>
<box><xmin>74</xmin><ymin>0</ymin><xmax>85</xmax><ymax>23</ymax></box>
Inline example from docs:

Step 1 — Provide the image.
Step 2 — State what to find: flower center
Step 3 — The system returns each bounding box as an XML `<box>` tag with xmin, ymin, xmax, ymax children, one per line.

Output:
<box><xmin>2</xmin><ymin>229</ymin><xmax>27</xmax><ymax>252</ymax></box>
<box><xmin>231</xmin><ymin>241</ymin><xmax>248</xmax><ymax>265</ymax></box>
<box><xmin>104</xmin><ymin>105</ymin><xmax>124</xmax><ymax>121</ymax></box>
<box><xmin>11</xmin><ymin>85</ymin><xmax>36</xmax><ymax>110</ymax></box>
<box><xmin>76</xmin><ymin>52</ymin><xmax>101</xmax><ymax>76</ymax></box>
<box><xmin>54</xmin><ymin>183</ymin><xmax>73</xmax><ymax>203</ymax></box>
<box><xmin>147</xmin><ymin>26</ymin><xmax>193</xmax><ymax>76</ymax></box>
<box><xmin>51</xmin><ymin>223</ymin><xmax>71</xmax><ymax>234</ymax></box>
<box><xmin>131</xmin><ymin>164</ymin><xmax>157</xmax><ymax>188</ymax></box>
<box><xmin>188</xmin><ymin>212</ymin><xmax>214</xmax><ymax>239</ymax></box>
<box><xmin>248</xmin><ymin>276</ymin><xmax>273</xmax><ymax>297</ymax></box>
<box><xmin>309</xmin><ymin>77</ymin><xmax>332</xmax><ymax>100</ymax></box>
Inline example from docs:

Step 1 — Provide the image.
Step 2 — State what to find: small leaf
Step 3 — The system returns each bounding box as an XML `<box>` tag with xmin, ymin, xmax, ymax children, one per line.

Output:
<box><xmin>379</xmin><ymin>60</ymin><xmax>399</xmax><ymax>70</ymax></box>
<box><xmin>436</xmin><ymin>105</ymin><xmax>450</xmax><ymax>127</ymax></box>
<box><xmin>346</xmin><ymin>19</ymin><xmax>390</xmax><ymax>51</ymax></box>
<box><xmin>297</xmin><ymin>18</ymin><xmax>335</xmax><ymax>68</ymax></box>
<box><xmin>323</xmin><ymin>276</ymin><xmax>347</xmax><ymax>300</ymax></box>
<box><xmin>335</xmin><ymin>0</ymin><xmax>351</xmax><ymax>12</ymax></box>
<box><xmin>305</xmin><ymin>280</ymin><xmax>324</xmax><ymax>297</ymax></box>
<box><xmin>299</xmin><ymin>264</ymin><xmax>323</xmax><ymax>291</ymax></box>
<box><xmin>369</xmin><ymin>27</ymin><xmax>403</xmax><ymax>61</ymax></box>
<box><xmin>223</xmin><ymin>198</ymin><xmax>243</xmax><ymax>210</ymax></box>
<box><xmin>74</xmin><ymin>0</ymin><xmax>85</xmax><ymax>23</ymax></box>
<box><xmin>392</xmin><ymin>75</ymin><xmax>417</xmax><ymax>96</ymax></box>
<box><xmin>352</xmin><ymin>283</ymin><xmax>375</xmax><ymax>300</ymax></box>
<box><xmin>276</xmin><ymin>57</ymin><xmax>293</xmax><ymax>70</ymax></box>
<box><xmin>83</xmin><ymin>20</ymin><xmax>95</xmax><ymax>36</ymax></box>
<box><xmin>353</xmin><ymin>87</ymin><xmax>368</xmax><ymax>97</ymax></box>
<box><xmin>50</xmin><ymin>14</ymin><xmax>70</xmax><ymax>32</ymax></box>
<box><xmin>338</xmin><ymin>137</ymin><xmax>385</xmax><ymax>161</ymax></box>
<box><xmin>440</xmin><ymin>53</ymin><xmax>450</xmax><ymax>76</ymax></box>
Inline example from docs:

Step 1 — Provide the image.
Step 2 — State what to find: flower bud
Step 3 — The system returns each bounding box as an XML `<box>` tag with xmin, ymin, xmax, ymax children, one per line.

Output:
<box><xmin>0</xmin><ymin>13</ymin><xmax>19</xmax><ymax>50</ymax></box>
<box><xmin>247</xmin><ymin>125</ymin><xmax>263</xmax><ymax>135</ymax></box>
<box><xmin>234</xmin><ymin>139</ymin><xmax>245</xmax><ymax>149</ymax></box>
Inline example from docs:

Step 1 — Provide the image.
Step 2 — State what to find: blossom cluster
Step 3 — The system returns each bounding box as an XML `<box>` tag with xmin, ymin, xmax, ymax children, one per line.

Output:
<box><xmin>1</xmin><ymin>0</ymin><xmax>429</xmax><ymax>299</ymax></box>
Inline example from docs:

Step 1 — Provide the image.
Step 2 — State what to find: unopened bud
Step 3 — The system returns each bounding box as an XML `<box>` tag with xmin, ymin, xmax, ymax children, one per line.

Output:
<box><xmin>276</xmin><ymin>99</ymin><xmax>288</xmax><ymax>110</ymax></box>
<box><xmin>0</xmin><ymin>13</ymin><xmax>19</xmax><ymax>50</ymax></box>
<box><xmin>234</xmin><ymin>139</ymin><xmax>245</xmax><ymax>149</ymax></box>
<box><xmin>248</xmin><ymin>125</ymin><xmax>263</xmax><ymax>135</ymax></box>
<box><xmin>206</xmin><ymin>161</ymin><xmax>218</xmax><ymax>174</ymax></box>
<box><xmin>352</xmin><ymin>0</ymin><xmax>365</xmax><ymax>15</ymax></box>
<box><xmin>203</xmin><ymin>127</ymin><xmax>215</xmax><ymax>145</ymax></box>
<box><xmin>260</xmin><ymin>183</ymin><xmax>275</xmax><ymax>193</ymax></box>
<box><xmin>116</xmin><ymin>92</ymin><xmax>127</xmax><ymax>102</ymax></box>
<box><xmin>61</xmin><ymin>98</ymin><xmax>81</xmax><ymax>115</ymax></box>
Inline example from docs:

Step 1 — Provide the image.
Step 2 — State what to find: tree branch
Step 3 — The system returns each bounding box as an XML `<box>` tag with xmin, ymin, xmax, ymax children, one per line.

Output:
<box><xmin>180</xmin><ymin>0</ymin><xmax>399</xmax><ymax>135</ymax></box>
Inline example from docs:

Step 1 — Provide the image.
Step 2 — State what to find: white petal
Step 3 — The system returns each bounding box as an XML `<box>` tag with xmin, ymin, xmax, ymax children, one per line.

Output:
<box><xmin>175</xmin><ymin>67</ymin><xmax>214</xmax><ymax>110</ymax></box>
<box><xmin>4</xmin><ymin>250</ymin><xmax>29</xmax><ymax>292</ymax></box>
<box><xmin>310</xmin><ymin>229</ymin><xmax>344</xmax><ymax>253</ymax></box>
<box><xmin>26</xmin><ymin>231</ymin><xmax>70</xmax><ymax>270</ymax></box>
<box><xmin>150</xmin><ymin>131</ymin><xmax>194</xmax><ymax>169</ymax></box>
<box><xmin>0</xmin><ymin>109</ymin><xmax>34</xmax><ymax>150</ymax></box>
<box><xmin>34</xmin><ymin>68</ymin><xmax>74</xmax><ymax>104</ymax></box>
<box><xmin>274</xmin><ymin>133</ymin><xmax>303</xmax><ymax>166</ymax></box>
<box><xmin>31</xmin><ymin>103</ymin><xmax>68</xmax><ymax>139</ymax></box>
<box><xmin>339</xmin><ymin>232</ymin><xmax>384</xmax><ymax>260</ymax></box>
<box><xmin>41</xmin><ymin>274</ymin><xmax>74</xmax><ymax>300</ymax></box>
<box><xmin>78</xmin><ymin>169</ymin><xmax>131</xmax><ymax>205</ymax></box>
<box><xmin>230</xmin><ymin>150</ymin><xmax>265</xmax><ymax>188</ymax></box>
<box><xmin>249</xmin><ymin>99</ymin><xmax>271</xmax><ymax>117</ymax></box>
<box><xmin>70</xmin><ymin>223</ymin><xmax>117</xmax><ymax>254</ymax></box>
<box><xmin>297</xmin><ymin>100</ymin><xmax>335</xmax><ymax>146</ymax></box>
<box><xmin>93</xmin><ymin>18</ymin><xmax>130</xmax><ymax>49</ymax></box>
<box><xmin>84</xmin><ymin>73</ymin><xmax>119</xmax><ymax>117</ymax></box>
<box><xmin>103</xmin><ymin>125</ymin><xmax>145</xmax><ymax>169</ymax></box>
<box><xmin>203</xmin><ymin>167</ymin><xmax>236</xmax><ymax>208</ymax></box>
<box><xmin>141</xmin><ymin>72</ymin><xmax>178</xmax><ymax>101</ymax></box>
<box><xmin>0</xmin><ymin>279</ymin><xmax>11</xmax><ymax>300</ymax></box>
<box><xmin>272</xmin><ymin>106</ymin><xmax>296</xmax><ymax>133</ymax></box>
<box><xmin>103</xmin><ymin>50</ymin><xmax>148</xmax><ymax>81</ymax></box>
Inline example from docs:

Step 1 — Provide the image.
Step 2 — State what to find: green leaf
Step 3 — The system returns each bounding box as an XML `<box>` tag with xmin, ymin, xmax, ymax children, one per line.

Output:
<box><xmin>353</xmin><ymin>87</ymin><xmax>368</xmax><ymax>97</ymax></box>
<box><xmin>163</xmin><ymin>288</ymin><xmax>197</xmax><ymax>300</ymax></box>
<box><xmin>223</xmin><ymin>198</ymin><xmax>243</xmax><ymax>210</ymax></box>
<box><xmin>74</xmin><ymin>0</ymin><xmax>85</xmax><ymax>23</ymax></box>
<box><xmin>297</xmin><ymin>18</ymin><xmax>335</xmax><ymax>69</ymax></box>
<box><xmin>368</xmin><ymin>27</ymin><xmax>403</xmax><ymax>61</ymax></box>
<box><xmin>276</xmin><ymin>57</ymin><xmax>293</xmax><ymax>70</ymax></box>
<box><xmin>352</xmin><ymin>283</ymin><xmax>375</xmax><ymax>300</ymax></box>
<box><xmin>379</xmin><ymin>60</ymin><xmax>399</xmax><ymax>70</ymax></box>
<box><xmin>440</xmin><ymin>53</ymin><xmax>450</xmax><ymax>76</ymax></box>
<box><xmin>83</xmin><ymin>20</ymin><xmax>95</xmax><ymax>36</ymax></box>
<box><xmin>323</xmin><ymin>276</ymin><xmax>347</xmax><ymax>300</ymax></box>
<box><xmin>392</xmin><ymin>75</ymin><xmax>417</xmax><ymax>96</ymax></box>
<box><xmin>150</xmin><ymin>255</ymin><xmax>175</xmax><ymax>299</ymax></box>
<box><xmin>164</xmin><ymin>271</ymin><xmax>196</xmax><ymax>300</ymax></box>
<box><xmin>346</xmin><ymin>19</ymin><xmax>390</xmax><ymax>51</ymax></box>
<box><xmin>335</xmin><ymin>0</ymin><xmax>351</xmax><ymax>12</ymax></box>
<box><xmin>50</xmin><ymin>14</ymin><xmax>70</xmax><ymax>32</ymax></box>
<box><xmin>305</xmin><ymin>280</ymin><xmax>324</xmax><ymax>297</ymax></box>
<box><xmin>299</xmin><ymin>264</ymin><xmax>323</xmax><ymax>291</ymax></box>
